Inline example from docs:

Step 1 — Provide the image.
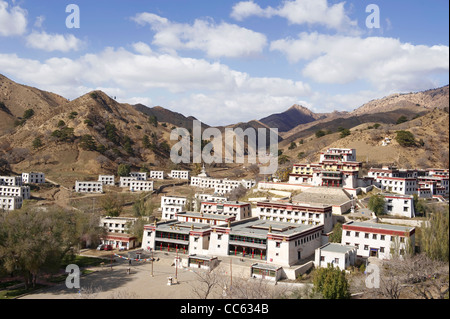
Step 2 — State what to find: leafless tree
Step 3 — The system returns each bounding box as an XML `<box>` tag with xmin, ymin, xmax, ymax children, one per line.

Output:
<box><xmin>228</xmin><ymin>185</ymin><xmax>248</xmax><ymax>201</ymax></box>
<box><xmin>96</xmin><ymin>155</ymin><xmax>109</xmax><ymax>169</ymax></box>
<box><xmin>361</xmin><ymin>254</ymin><xmax>449</xmax><ymax>299</ymax></box>
<box><xmin>190</xmin><ymin>269</ymin><xmax>222</xmax><ymax>299</ymax></box>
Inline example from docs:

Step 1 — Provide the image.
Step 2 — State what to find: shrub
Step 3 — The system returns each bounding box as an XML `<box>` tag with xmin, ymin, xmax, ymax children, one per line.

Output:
<box><xmin>23</xmin><ymin>109</ymin><xmax>35</xmax><ymax>120</ymax></box>
<box><xmin>32</xmin><ymin>137</ymin><xmax>43</xmax><ymax>149</ymax></box>
<box><xmin>117</xmin><ymin>163</ymin><xmax>131</xmax><ymax>177</ymax></box>
<box><xmin>395</xmin><ymin>130</ymin><xmax>416</xmax><ymax>147</ymax></box>
<box><xmin>396</xmin><ymin>116</ymin><xmax>408</xmax><ymax>124</ymax></box>
<box><xmin>339</xmin><ymin>128</ymin><xmax>351</xmax><ymax>138</ymax></box>
<box><xmin>79</xmin><ymin>134</ymin><xmax>97</xmax><ymax>151</ymax></box>
<box><xmin>315</xmin><ymin>130</ymin><xmax>326</xmax><ymax>138</ymax></box>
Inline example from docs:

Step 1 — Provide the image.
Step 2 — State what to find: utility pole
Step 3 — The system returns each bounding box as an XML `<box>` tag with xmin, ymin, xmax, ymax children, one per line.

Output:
<box><xmin>150</xmin><ymin>249</ymin><xmax>154</xmax><ymax>277</ymax></box>
<box><xmin>175</xmin><ymin>248</ymin><xmax>178</xmax><ymax>281</ymax></box>
<box><xmin>230</xmin><ymin>258</ymin><xmax>232</xmax><ymax>287</ymax></box>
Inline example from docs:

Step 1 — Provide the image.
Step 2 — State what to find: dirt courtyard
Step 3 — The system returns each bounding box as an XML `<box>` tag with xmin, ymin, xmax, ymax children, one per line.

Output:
<box><xmin>19</xmin><ymin>252</ymin><xmax>212</xmax><ymax>299</ymax></box>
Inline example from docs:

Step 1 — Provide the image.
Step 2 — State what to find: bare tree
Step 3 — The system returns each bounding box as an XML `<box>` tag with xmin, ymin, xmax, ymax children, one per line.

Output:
<box><xmin>96</xmin><ymin>155</ymin><xmax>109</xmax><ymax>169</ymax></box>
<box><xmin>190</xmin><ymin>269</ymin><xmax>222</xmax><ymax>299</ymax></box>
<box><xmin>362</xmin><ymin>254</ymin><xmax>449</xmax><ymax>299</ymax></box>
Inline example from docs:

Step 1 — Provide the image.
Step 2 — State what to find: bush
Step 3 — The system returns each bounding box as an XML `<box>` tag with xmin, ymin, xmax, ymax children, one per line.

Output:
<box><xmin>117</xmin><ymin>163</ymin><xmax>131</xmax><ymax>177</ymax></box>
<box><xmin>395</xmin><ymin>130</ymin><xmax>416</xmax><ymax>147</ymax></box>
<box><xmin>339</xmin><ymin>128</ymin><xmax>351</xmax><ymax>138</ymax></box>
<box><xmin>57</xmin><ymin>120</ymin><xmax>66</xmax><ymax>127</ymax></box>
<box><xmin>32</xmin><ymin>137</ymin><xmax>43</xmax><ymax>149</ymax></box>
<box><xmin>313</xmin><ymin>265</ymin><xmax>350</xmax><ymax>299</ymax></box>
<box><xmin>68</xmin><ymin>111</ymin><xmax>78</xmax><ymax>120</ymax></box>
<box><xmin>148</xmin><ymin>115</ymin><xmax>158</xmax><ymax>127</ymax></box>
<box><xmin>23</xmin><ymin>109</ymin><xmax>35</xmax><ymax>120</ymax></box>
<box><xmin>315</xmin><ymin>130</ymin><xmax>326</xmax><ymax>138</ymax></box>
<box><xmin>368</xmin><ymin>194</ymin><xmax>386</xmax><ymax>216</ymax></box>
<box><xmin>79</xmin><ymin>134</ymin><xmax>97</xmax><ymax>151</ymax></box>
<box><xmin>51</xmin><ymin>127</ymin><xmax>75</xmax><ymax>142</ymax></box>
<box><xmin>288</xmin><ymin>142</ymin><xmax>297</xmax><ymax>150</ymax></box>
<box><xmin>396</xmin><ymin>116</ymin><xmax>408</xmax><ymax>124</ymax></box>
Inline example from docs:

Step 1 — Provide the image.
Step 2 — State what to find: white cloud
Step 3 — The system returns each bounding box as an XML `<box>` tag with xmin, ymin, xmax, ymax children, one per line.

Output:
<box><xmin>25</xmin><ymin>31</ymin><xmax>84</xmax><ymax>52</ymax></box>
<box><xmin>0</xmin><ymin>47</ymin><xmax>311</xmax><ymax>125</ymax></box>
<box><xmin>132</xmin><ymin>12</ymin><xmax>267</xmax><ymax>58</ymax></box>
<box><xmin>0</xmin><ymin>0</ymin><xmax>27</xmax><ymax>36</ymax></box>
<box><xmin>132</xmin><ymin>42</ymin><xmax>153</xmax><ymax>55</ymax></box>
<box><xmin>271</xmin><ymin>32</ymin><xmax>449</xmax><ymax>92</ymax></box>
<box><xmin>34</xmin><ymin>15</ymin><xmax>45</xmax><ymax>28</ymax></box>
<box><xmin>231</xmin><ymin>0</ymin><xmax>357</xmax><ymax>31</ymax></box>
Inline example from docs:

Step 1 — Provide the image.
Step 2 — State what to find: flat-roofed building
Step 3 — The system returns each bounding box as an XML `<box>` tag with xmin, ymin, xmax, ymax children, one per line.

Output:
<box><xmin>0</xmin><ymin>185</ymin><xmax>30</xmax><ymax>199</ymax></box>
<box><xmin>250</xmin><ymin>263</ymin><xmax>283</xmax><ymax>282</ymax></box>
<box><xmin>98</xmin><ymin>175</ymin><xmax>115</xmax><ymax>185</ymax></box>
<box><xmin>341</xmin><ymin>221</ymin><xmax>415</xmax><ymax>260</ymax></box>
<box><xmin>374</xmin><ymin>176</ymin><xmax>417</xmax><ymax>195</ymax></box>
<box><xmin>288</xmin><ymin>148</ymin><xmax>362</xmax><ymax>189</ymax></box>
<box><xmin>314</xmin><ymin>243</ymin><xmax>357</xmax><ymax>270</ymax></box>
<box><xmin>100</xmin><ymin>216</ymin><xmax>138</xmax><ymax>234</ymax></box>
<box><xmin>256</xmin><ymin>201</ymin><xmax>334</xmax><ymax>233</ymax></box>
<box><xmin>169</xmin><ymin>170</ymin><xmax>190</xmax><ymax>180</ymax></box>
<box><xmin>21</xmin><ymin>172</ymin><xmax>45</xmax><ymax>184</ymax></box>
<box><xmin>119</xmin><ymin>176</ymin><xmax>137</xmax><ymax>188</ymax></box>
<box><xmin>101</xmin><ymin>233</ymin><xmax>137</xmax><ymax>250</ymax></box>
<box><xmin>130</xmin><ymin>172</ymin><xmax>147</xmax><ymax>180</ymax></box>
<box><xmin>75</xmin><ymin>181</ymin><xmax>103</xmax><ymax>193</ymax></box>
<box><xmin>175</xmin><ymin>211</ymin><xmax>235</xmax><ymax>226</ymax></box>
<box><xmin>142</xmin><ymin>220</ymin><xmax>211</xmax><ymax>256</ymax></box>
<box><xmin>209</xmin><ymin>218</ymin><xmax>324</xmax><ymax>267</ymax></box>
<box><xmin>382</xmin><ymin>193</ymin><xmax>415</xmax><ymax>218</ymax></box>
<box><xmin>200</xmin><ymin>200</ymin><xmax>252</xmax><ymax>221</ymax></box>
<box><xmin>161</xmin><ymin>196</ymin><xmax>188</xmax><ymax>220</ymax></box>
<box><xmin>0</xmin><ymin>176</ymin><xmax>23</xmax><ymax>186</ymax></box>
<box><xmin>0</xmin><ymin>196</ymin><xmax>23</xmax><ymax>211</ymax></box>
<box><xmin>149</xmin><ymin>171</ymin><xmax>164</xmax><ymax>180</ymax></box>
<box><xmin>129</xmin><ymin>180</ymin><xmax>153</xmax><ymax>192</ymax></box>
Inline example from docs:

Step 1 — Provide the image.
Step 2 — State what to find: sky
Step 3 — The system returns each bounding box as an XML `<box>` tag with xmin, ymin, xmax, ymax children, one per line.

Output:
<box><xmin>0</xmin><ymin>0</ymin><xmax>448</xmax><ymax>126</ymax></box>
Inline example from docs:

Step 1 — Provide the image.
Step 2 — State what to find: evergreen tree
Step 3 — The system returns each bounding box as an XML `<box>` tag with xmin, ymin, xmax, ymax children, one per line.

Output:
<box><xmin>313</xmin><ymin>265</ymin><xmax>350</xmax><ymax>299</ymax></box>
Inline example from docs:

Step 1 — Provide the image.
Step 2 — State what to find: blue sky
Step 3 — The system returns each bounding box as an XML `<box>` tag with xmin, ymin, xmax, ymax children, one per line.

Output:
<box><xmin>0</xmin><ymin>0</ymin><xmax>448</xmax><ymax>126</ymax></box>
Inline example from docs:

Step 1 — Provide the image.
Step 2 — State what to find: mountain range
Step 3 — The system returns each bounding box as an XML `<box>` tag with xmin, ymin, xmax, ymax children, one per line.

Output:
<box><xmin>0</xmin><ymin>73</ymin><xmax>448</xmax><ymax>182</ymax></box>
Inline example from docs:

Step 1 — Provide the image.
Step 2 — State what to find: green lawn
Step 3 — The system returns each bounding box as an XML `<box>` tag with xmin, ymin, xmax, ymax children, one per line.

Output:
<box><xmin>0</xmin><ymin>284</ymin><xmax>47</xmax><ymax>299</ymax></box>
<box><xmin>61</xmin><ymin>255</ymin><xmax>106</xmax><ymax>268</ymax></box>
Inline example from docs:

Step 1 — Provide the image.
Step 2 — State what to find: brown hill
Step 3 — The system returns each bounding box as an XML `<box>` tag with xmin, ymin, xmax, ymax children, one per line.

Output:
<box><xmin>280</xmin><ymin>108</ymin><xmax>449</xmax><ymax>170</ymax></box>
<box><xmin>259</xmin><ymin>104</ymin><xmax>324</xmax><ymax>132</ymax></box>
<box><xmin>133</xmin><ymin>104</ymin><xmax>209</xmax><ymax>131</ymax></box>
<box><xmin>351</xmin><ymin>85</ymin><xmax>449</xmax><ymax>116</ymax></box>
<box><xmin>0</xmin><ymin>77</ymin><xmax>182</xmax><ymax>184</ymax></box>
<box><xmin>0</xmin><ymin>74</ymin><xmax>69</xmax><ymax>134</ymax></box>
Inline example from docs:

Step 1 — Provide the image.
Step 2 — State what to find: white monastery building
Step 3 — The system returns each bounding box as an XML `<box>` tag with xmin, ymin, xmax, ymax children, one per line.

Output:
<box><xmin>75</xmin><ymin>181</ymin><xmax>103</xmax><ymax>193</ymax></box>
<box><xmin>21</xmin><ymin>172</ymin><xmax>45</xmax><ymax>184</ymax></box>
<box><xmin>168</xmin><ymin>170</ymin><xmax>190</xmax><ymax>180</ymax></box>
<box><xmin>314</xmin><ymin>243</ymin><xmax>357</xmax><ymax>270</ymax></box>
<box><xmin>341</xmin><ymin>221</ymin><xmax>415</xmax><ymax>260</ymax></box>
<box><xmin>98</xmin><ymin>175</ymin><xmax>115</xmax><ymax>186</ymax></box>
